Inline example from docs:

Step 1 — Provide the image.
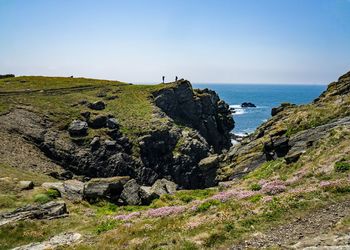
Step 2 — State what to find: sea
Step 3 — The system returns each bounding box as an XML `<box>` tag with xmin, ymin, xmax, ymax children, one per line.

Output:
<box><xmin>193</xmin><ymin>84</ymin><xmax>327</xmax><ymax>135</ymax></box>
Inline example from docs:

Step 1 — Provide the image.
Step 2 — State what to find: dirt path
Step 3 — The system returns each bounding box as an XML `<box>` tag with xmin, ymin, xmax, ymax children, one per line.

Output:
<box><xmin>232</xmin><ymin>199</ymin><xmax>350</xmax><ymax>249</ymax></box>
<box><xmin>0</xmin><ymin>85</ymin><xmax>100</xmax><ymax>96</ymax></box>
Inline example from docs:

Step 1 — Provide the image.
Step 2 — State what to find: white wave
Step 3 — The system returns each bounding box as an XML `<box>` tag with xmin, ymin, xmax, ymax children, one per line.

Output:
<box><xmin>229</xmin><ymin>104</ymin><xmax>245</xmax><ymax>115</ymax></box>
<box><xmin>231</xmin><ymin>139</ymin><xmax>240</xmax><ymax>145</ymax></box>
<box><xmin>234</xmin><ymin>132</ymin><xmax>249</xmax><ymax>137</ymax></box>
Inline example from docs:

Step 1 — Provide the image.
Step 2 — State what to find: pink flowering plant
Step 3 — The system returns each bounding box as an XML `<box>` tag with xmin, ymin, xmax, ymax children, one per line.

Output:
<box><xmin>261</xmin><ymin>180</ymin><xmax>287</xmax><ymax>195</ymax></box>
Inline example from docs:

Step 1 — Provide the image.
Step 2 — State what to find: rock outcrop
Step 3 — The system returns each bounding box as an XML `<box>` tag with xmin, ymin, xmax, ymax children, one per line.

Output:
<box><xmin>0</xmin><ymin>201</ymin><xmax>68</xmax><ymax>226</ymax></box>
<box><xmin>13</xmin><ymin>232</ymin><xmax>82</xmax><ymax>250</ymax></box>
<box><xmin>221</xmin><ymin>70</ymin><xmax>350</xmax><ymax>181</ymax></box>
<box><xmin>0</xmin><ymin>79</ymin><xmax>234</xmax><ymax>190</ymax></box>
<box><xmin>152</xmin><ymin>80</ymin><xmax>234</xmax><ymax>152</ymax></box>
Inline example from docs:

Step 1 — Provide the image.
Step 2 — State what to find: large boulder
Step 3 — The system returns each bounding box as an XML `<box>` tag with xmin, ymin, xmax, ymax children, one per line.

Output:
<box><xmin>83</xmin><ymin>176</ymin><xmax>130</xmax><ymax>202</ymax></box>
<box><xmin>42</xmin><ymin>180</ymin><xmax>84</xmax><ymax>201</ymax></box>
<box><xmin>68</xmin><ymin>120</ymin><xmax>88</xmax><ymax>136</ymax></box>
<box><xmin>0</xmin><ymin>201</ymin><xmax>68</xmax><ymax>226</ymax></box>
<box><xmin>42</xmin><ymin>182</ymin><xmax>65</xmax><ymax>194</ymax></box>
<box><xmin>198</xmin><ymin>155</ymin><xmax>219</xmax><ymax>187</ymax></box>
<box><xmin>106</xmin><ymin>117</ymin><xmax>119</xmax><ymax>129</ymax></box>
<box><xmin>88</xmin><ymin>115</ymin><xmax>107</xmax><ymax>129</ymax></box>
<box><xmin>150</xmin><ymin>178</ymin><xmax>177</xmax><ymax>196</ymax></box>
<box><xmin>18</xmin><ymin>181</ymin><xmax>34</xmax><ymax>190</ymax></box>
<box><xmin>139</xmin><ymin>186</ymin><xmax>159</xmax><ymax>205</ymax></box>
<box><xmin>120</xmin><ymin>179</ymin><xmax>141</xmax><ymax>205</ymax></box>
<box><xmin>63</xmin><ymin>180</ymin><xmax>85</xmax><ymax>201</ymax></box>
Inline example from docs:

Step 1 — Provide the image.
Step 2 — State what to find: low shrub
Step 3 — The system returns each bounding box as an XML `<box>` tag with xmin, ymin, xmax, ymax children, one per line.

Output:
<box><xmin>335</xmin><ymin>161</ymin><xmax>350</xmax><ymax>172</ymax></box>
<box><xmin>46</xmin><ymin>189</ymin><xmax>60</xmax><ymax>199</ymax></box>
<box><xmin>196</xmin><ymin>199</ymin><xmax>220</xmax><ymax>212</ymax></box>
<box><xmin>33</xmin><ymin>194</ymin><xmax>51</xmax><ymax>204</ymax></box>
<box><xmin>96</xmin><ymin>220</ymin><xmax>118</xmax><ymax>234</ymax></box>
<box><xmin>250</xmin><ymin>183</ymin><xmax>262</xmax><ymax>191</ymax></box>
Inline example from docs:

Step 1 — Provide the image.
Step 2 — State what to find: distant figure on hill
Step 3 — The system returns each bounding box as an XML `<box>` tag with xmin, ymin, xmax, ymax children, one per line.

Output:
<box><xmin>175</xmin><ymin>76</ymin><xmax>178</xmax><ymax>82</ymax></box>
<box><xmin>162</xmin><ymin>76</ymin><xmax>165</xmax><ymax>83</ymax></box>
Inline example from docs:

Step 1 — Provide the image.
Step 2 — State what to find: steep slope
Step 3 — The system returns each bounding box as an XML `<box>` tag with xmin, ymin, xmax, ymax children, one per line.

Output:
<box><xmin>219</xmin><ymin>70</ymin><xmax>350</xmax><ymax>181</ymax></box>
<box><xmin>0</xmin><ymin>77</ymin><xmax>233</xmax><ymax>189</ymax></box>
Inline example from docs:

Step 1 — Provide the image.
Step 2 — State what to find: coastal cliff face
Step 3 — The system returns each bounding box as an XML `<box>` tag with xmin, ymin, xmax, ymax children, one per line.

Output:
<box><xmin>152</xmin><ymin>80</ymin><xmax>234</xmax><ymax>152</ymax></box>
<box><xmin>1</xmin><ymin>72</ymin><xmax>350</xmax><ymax>249</ymax></box>
<box><xmin>0</xmin><ymin>78</ymin><xmax>233</xmax><ymax>189</ymax></box>
<box><xmin>219</xmin><ymin>70</ymin><xmax>350</xmax><ymax>181</ymax></box>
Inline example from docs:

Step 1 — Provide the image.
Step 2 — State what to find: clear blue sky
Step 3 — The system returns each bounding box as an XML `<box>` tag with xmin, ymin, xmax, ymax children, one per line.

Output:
<box><xmin>1</xmin><ymin>0</ymin><xmax>350</xmax><ymax>84</ymax></box>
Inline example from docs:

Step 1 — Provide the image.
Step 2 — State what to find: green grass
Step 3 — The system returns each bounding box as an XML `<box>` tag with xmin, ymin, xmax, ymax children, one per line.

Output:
<box><xmin>335</xmin><ymin>160</ymin><xmax>350</xmax><ymax>172</ymax></box>
<box><xmin>0</xmin><ymin>76</ymin><xmax>179</xmax><ymax>156</ymax></box>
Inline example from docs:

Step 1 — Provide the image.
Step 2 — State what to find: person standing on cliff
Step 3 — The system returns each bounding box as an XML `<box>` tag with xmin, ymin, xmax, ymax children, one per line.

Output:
<box><xmin>175</xmin><ymin>76</ymin><xmax>178</xmax><ymax>82</ymax></box>
<box><xmin>162</xmin><ymin>76</ymin><xmax>165</xmax><ymax>83</ymax></box>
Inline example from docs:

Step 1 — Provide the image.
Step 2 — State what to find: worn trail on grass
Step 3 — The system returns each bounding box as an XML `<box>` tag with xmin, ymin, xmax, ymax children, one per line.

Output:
<box><xmin>0</xmin><ymin>85</ymin><xmax>102</xmax><ymax>96</ymax></box>
<box><xmin>232</xmin><ymin>199</ymin><xmax>350</xmax><ymax>249</ymax></box>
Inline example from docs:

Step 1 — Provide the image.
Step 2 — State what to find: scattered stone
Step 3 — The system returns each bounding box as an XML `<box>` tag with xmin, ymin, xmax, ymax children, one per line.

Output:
<box><xmin>12</xmin><ymin>232</ymin><xmax>82</xmax><ymax>250</ymax></box>
<box><xmin>241</xmin><ymin>102</ymin><xmax>256</xmax><ymax>108</ymax></box>
<box><xmin>18</xmin><ymin>181</ymin><xmax>34</xmax><ymax>190</ymax></box>
<box><xmin>88</xmin><ymin>101</ymin><xmax>106</xmax><ymax>110</ymax></box>
<box><xmin>0</xmin><ymin>201</ymin><xmax>68</xmax><ymax>226</ymax></box>
<box><xmin>68</xmin><ymin>120</ymin><xmax>88</xmax><ymax>137</ymax></box>
<box><xmin>106</xmin><ymin>117</ymin><xmax>119</xmax><ymax>129</ymax></box>
<box><xmin>83</xmin><ymin>176</ymin><xmax>130</xmax><ymax>202</ymax></box>
<box><xmin>80</xmin><ymin>111</ymin><xmax>91</xmax><ymax>120</ymax></box>
<box><xmin>120</xmin><ymin>179</ymin><xmax>142</xmax><ymax>205</ymax></box>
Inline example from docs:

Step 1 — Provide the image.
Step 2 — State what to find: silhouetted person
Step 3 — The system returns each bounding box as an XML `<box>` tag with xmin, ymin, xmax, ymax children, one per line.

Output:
<box><xmin>175</xmin><ymin>76</ymin><xmax>178</xmax><ymax>82</ymax></box>
<box><xmin>162</xmin><ymin>76</ymin><xmax>165</xmax><ymax>83</ymax></box>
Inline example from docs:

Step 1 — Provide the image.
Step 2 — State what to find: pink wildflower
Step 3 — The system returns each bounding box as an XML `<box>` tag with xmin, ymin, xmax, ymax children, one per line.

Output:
<box><xmin>114</xmin><ymin>211</ymin><xmax>141</xmax><ymax>221</ymax></box>
<box><xmin>211</xmin><ymin>189</ymin><xmax>256</xmax><ymax>202</ymax></box>
<box><xmin>261</xmin><ymin>180</ymin><xmax>286</xmax><ymax>195</ymax></box>
<box><xmin>261</xmin><ymin>196</ymin><xmax>273</xmax><ymax>203</ymax></box>
<box><xmin>146</xmin><ymin>206</ymin><xmax>186</xmax><ymax>218</ymax></box>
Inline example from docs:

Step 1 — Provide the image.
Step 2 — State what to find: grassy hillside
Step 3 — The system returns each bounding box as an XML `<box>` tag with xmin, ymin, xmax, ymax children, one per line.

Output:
<box><xmin>1</xmin><ymin>75</ymin><xmax>350</xmax><ymax>249</ymax></box>
<box><xmin>0</xmin><ymin>76</ymin><xmax>175</xmax><ymax>148</ymax></box>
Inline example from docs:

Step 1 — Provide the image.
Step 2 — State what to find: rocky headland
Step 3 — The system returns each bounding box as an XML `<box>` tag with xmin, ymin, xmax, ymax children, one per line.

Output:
<box><xmin>1</xmin><ymin>72</ymin><xmax>350</xmax><ymax>249</ymax></box>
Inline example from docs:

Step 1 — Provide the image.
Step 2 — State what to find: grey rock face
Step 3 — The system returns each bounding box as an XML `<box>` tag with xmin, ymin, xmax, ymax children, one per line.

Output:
<box><xmin>139</xmin><ymin>186</ymin><xmax>159</xmax><ymax>205</ymax></box>
<box><xmin>120</xmin><ymin>179</ymin><xmax>142</xmax><ymax>205</ymax></box>
<box><xmin>83</xmin><ymin>176</ymin><xmax>130</xmax><ymax>202</ymax></box>
<box><xmin>198</xmin><ymin>155</ymin><xmax>219</xmax><ymax>187</ymax></box>
<box><xmin>0</xmin><ymin>201</ymin><xmax>68</xmax><ymax>226</ymax></box>
<box><xmin>63</xmin><ymin>180</ymin><xmax>85</xmax><ymax>201</ymax></box>
<box><xmin>88</xmin><ymin>100</ymin><xmax>106</xmax><ymax>110</ymax></box>
<box><xmin>19</xmin><ymin>181</ymin><xmax>34</xmax><ymax>190</ymax></box>
<box><xmin>152</xmin><ymin>80</ymin><xmax>234</xmax><ymax>152</ymax></box>
<box><xmin>68</xmin><ymin>120</ymin><xmax>88</xmax><ymax>136</ymax></box>
<box><xmin>150</xmin><ymin>178</ymin><xmax>177</xmax><ymax>196</ymax></box>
